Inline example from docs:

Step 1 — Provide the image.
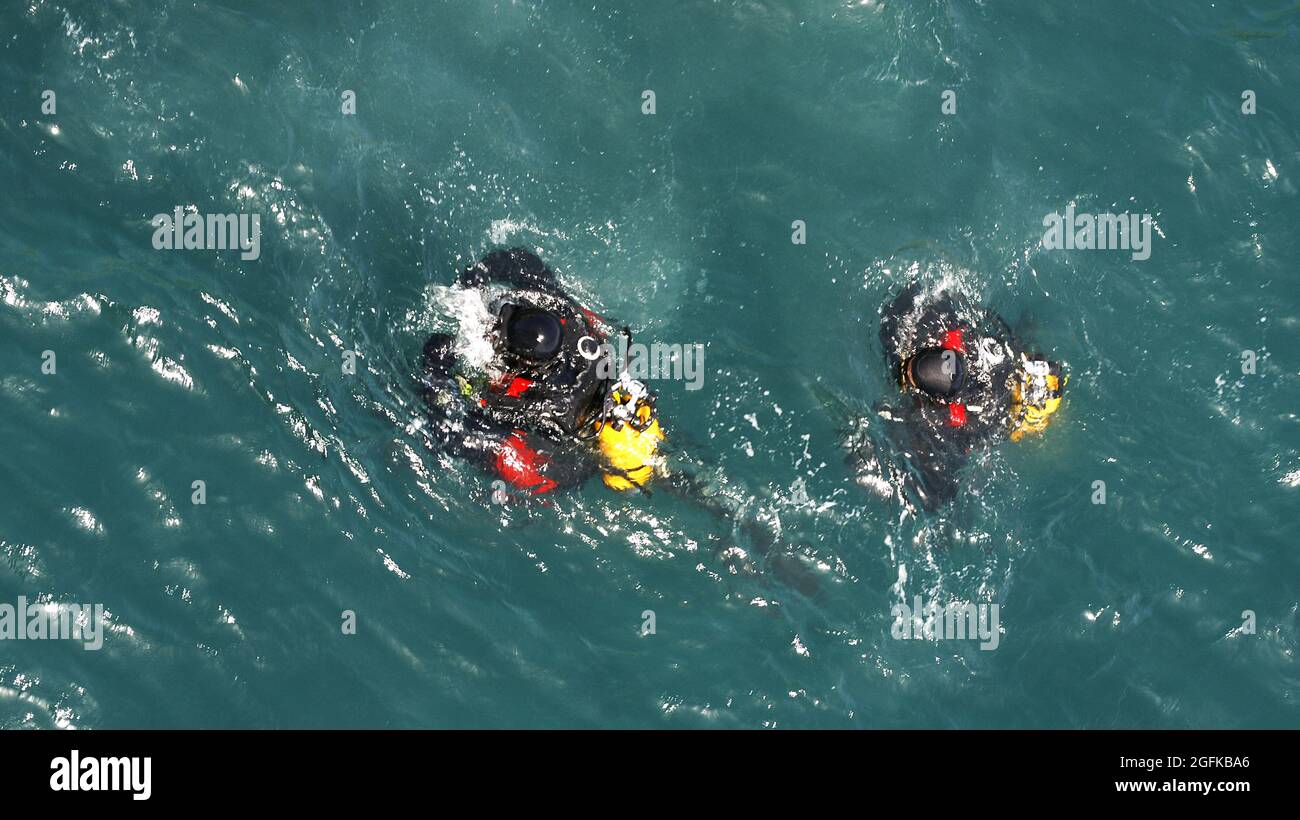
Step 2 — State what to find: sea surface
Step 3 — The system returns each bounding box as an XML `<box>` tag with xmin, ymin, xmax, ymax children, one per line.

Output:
<box><xmin>1</xmin><ymin>0</ymin><xmax>1298</xmax><ymax>728</ymax></box>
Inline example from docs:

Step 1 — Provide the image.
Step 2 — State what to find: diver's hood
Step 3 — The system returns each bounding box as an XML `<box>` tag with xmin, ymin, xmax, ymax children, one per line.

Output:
<box><xmin>501</xmin><ymin>305</ymin><xmax>563</xmax><ymax>362</ymax></box>
<box><xmin>483</xmin><ymin>288</ymin><xmax>610</xmax><ymax>436</ymax></box>
<box><xmin>908</xmin><ymin>347</ymin><xmax>967</xmax><ymax>399</ymax></box>
<box><xmin>491</xmin><ymin>289</ymin><xmax>592</xmax><ymax>368</ymax></box>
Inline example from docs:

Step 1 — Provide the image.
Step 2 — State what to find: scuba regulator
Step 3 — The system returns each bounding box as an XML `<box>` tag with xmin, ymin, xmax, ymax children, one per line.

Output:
<box><xmin>1009</xmin><ymin>354</ymin><xmax>1065</xmax><ymax>441</ymax></box>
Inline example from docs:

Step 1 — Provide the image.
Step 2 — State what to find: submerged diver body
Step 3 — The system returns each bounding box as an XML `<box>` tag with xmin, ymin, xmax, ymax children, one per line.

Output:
<box><xmin>849</xmin><ymin>282</ymin><xmax>1065</xmax><ymax>511</ymax></box>
<box><xmin>420</xmin><ymin>248</ymin><xmax>663</xmax><ymax>498</ymax></box>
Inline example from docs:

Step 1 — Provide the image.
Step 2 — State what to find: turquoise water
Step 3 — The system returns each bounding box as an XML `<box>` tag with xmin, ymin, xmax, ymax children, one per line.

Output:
<box><xmin>1</xmin><ymin>0</ymin><xmax>1298</xmax><ymax>728</ymax></box>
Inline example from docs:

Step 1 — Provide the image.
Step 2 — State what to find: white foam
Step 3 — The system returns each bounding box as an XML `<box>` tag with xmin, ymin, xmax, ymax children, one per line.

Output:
<box><xmin>430</xmin><ymin>284</ymin><xmax>498</xmax><ymax>372</ymax></box>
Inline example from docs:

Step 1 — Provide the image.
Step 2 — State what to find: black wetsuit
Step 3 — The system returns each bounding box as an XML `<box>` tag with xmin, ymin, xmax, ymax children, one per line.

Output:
<box><xmin>420</xmin><ymin>248</ymin><xmax>613</xmax><ymax>495</ymax></box>
<box><xmin>422</xmin><ymin>250</ymin><xmax>821</xmax><ymax>592</ymax></box>
<box><xmin>855</xmin><ymin>283</ymin><xmax>1020</xmax><ymax>510</ymax></box>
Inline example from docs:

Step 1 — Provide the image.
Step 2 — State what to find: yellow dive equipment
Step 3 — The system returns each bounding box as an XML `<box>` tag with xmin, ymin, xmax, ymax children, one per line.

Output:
<box><xmin>1009</xmin><ymin>354</ymin><xmax>1064</xmax><ymax>442</ymax></box>
<box><xmin>594</xmin><ymin>374</ymin><xmax>664</xmax><ymax>491</ymax></box>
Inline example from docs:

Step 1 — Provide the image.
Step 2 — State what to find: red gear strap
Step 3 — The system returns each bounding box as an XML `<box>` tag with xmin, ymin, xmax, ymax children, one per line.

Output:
<box><xmin>504</xmin><ymin>376</ymin><xmax>532</xmax><ymax>398</ymax></box>
<box><xmin>948</xmin><ymin>403</ymin><xmax>968</xmax><ymax>427</ymax></box>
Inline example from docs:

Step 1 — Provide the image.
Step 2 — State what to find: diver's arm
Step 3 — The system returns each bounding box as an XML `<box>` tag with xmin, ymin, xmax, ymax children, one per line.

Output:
<box><xmin>659</xmin><ymin>464</ymin><xmax>746</xmax><ymax>522</ymax></box>
<box><xmin>421</xmin><ymin>332</ymin><xmax>456</xmax><ymax>381</ymax></box>
<box><xmin>657</xmin><ymin>459</ymin><xmax>780</xmax><ymax>561</ymax></box>
<box><xmin>418</xmin><ymin>332</ymin><xmax>461</xmax><ymax>453</ymax></box>
<box><xmin>661</xmin><ymin>463</ymin><xmax>823</xmax><ymax>595</ymax></box>
<box><xmin>903</xmin><ymin>424</ymin><xmax>963</xmax><ymax>511</ymax></box>
<box><xmin>448</xmin><ymin>420</ymin><xmax>603</xmax><ymax>499</ymax></box>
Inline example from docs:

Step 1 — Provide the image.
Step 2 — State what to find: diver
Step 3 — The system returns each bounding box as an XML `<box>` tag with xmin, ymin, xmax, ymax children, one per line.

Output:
<box><xmin>847</xmin><ymin>282</ymin><xmax>1065</xmax><ymax>511</ymax></box>
<box><xmin>418</xmin><ymin>248</ymin><xmax>821</xmax><ymax>593</ymax></box>
<box><xmin>419</xmin><ymin>247</ymin><xmax>664</xmax><ymax>498</ymax></box>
